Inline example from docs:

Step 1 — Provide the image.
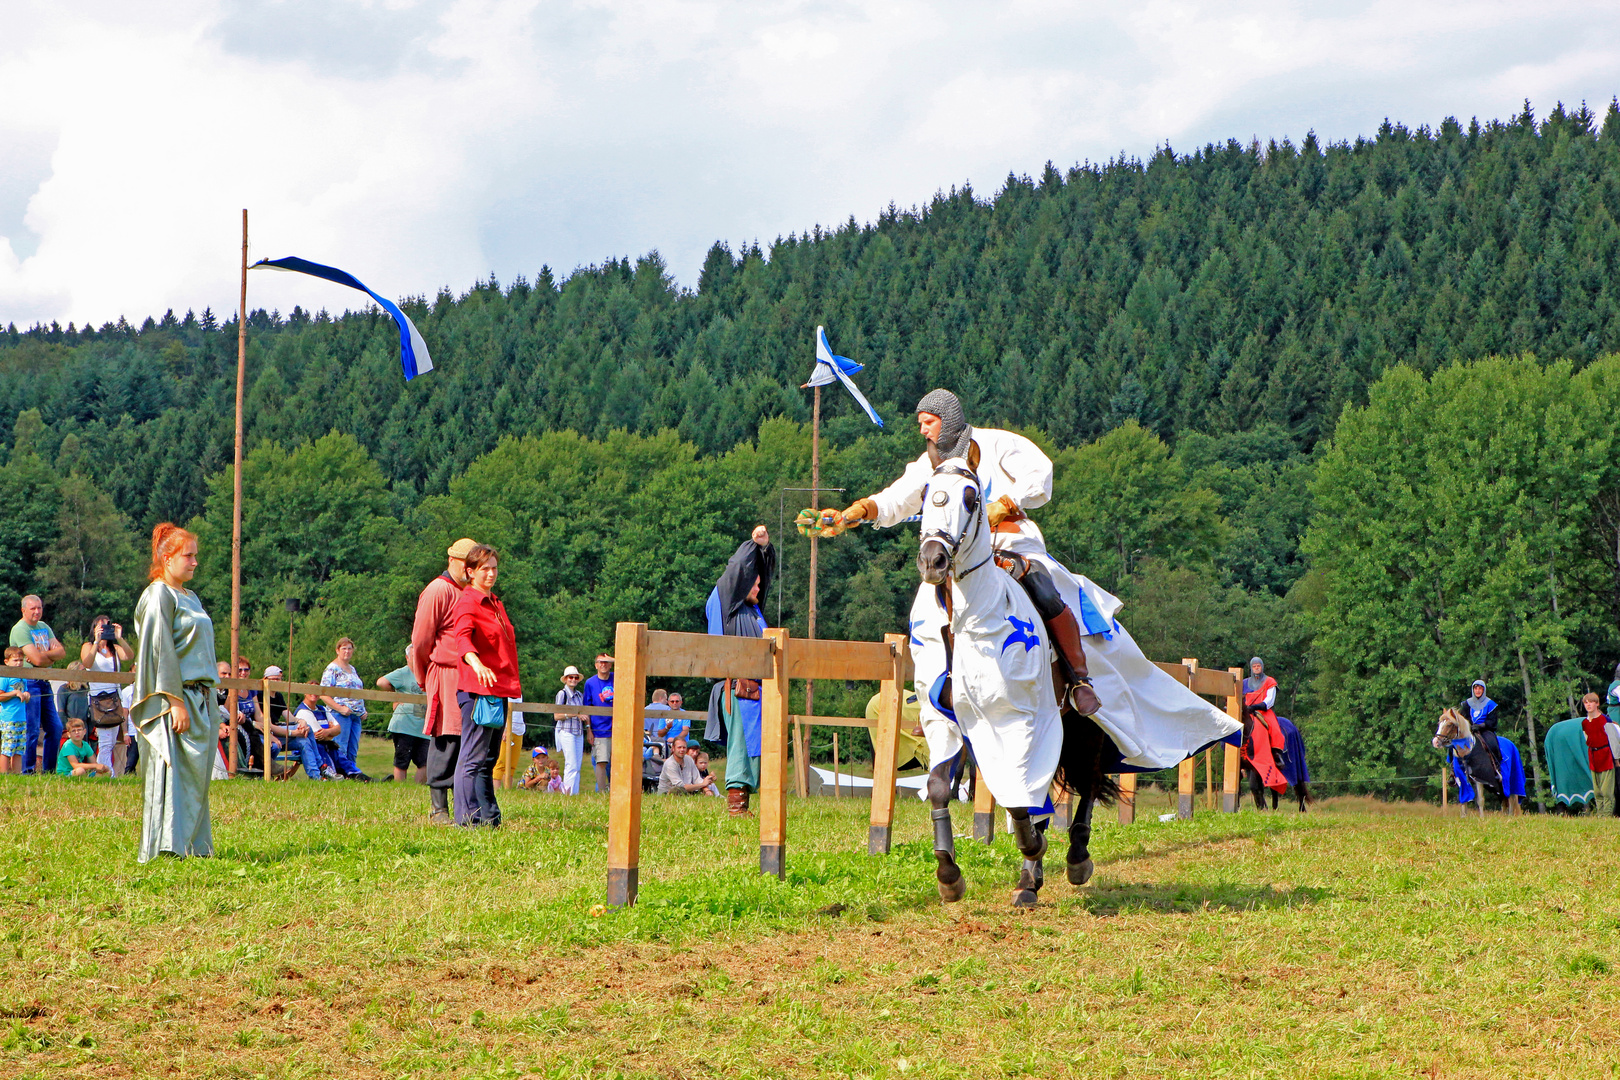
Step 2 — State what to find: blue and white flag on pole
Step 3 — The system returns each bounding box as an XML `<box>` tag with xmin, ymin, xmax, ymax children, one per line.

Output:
<box><xmin>805</xmin><ymin>325</ymin><xmax>882</xmax><ymax>427</ymax></box>
<box><xmin>250</xmin><ymin>256</ymin><xmax>433</xmax><ymax>380</ymax></box>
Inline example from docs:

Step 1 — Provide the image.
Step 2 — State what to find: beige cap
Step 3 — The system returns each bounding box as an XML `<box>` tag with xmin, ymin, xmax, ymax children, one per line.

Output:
<box><xmin>561</xmin><ymin>665</ymin><xmax>582</xmax><ymax>680</ymax></box>
<box><xmin>447</xmin><ymin>538</ymin><xmax>478</xmax><ymax>559</ymax></box>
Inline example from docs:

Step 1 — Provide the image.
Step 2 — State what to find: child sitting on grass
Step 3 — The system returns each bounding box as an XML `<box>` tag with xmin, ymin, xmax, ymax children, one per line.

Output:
<box><xmin>0</xmin><ymin>646</ymin><xmax>31</xmax><ymax>775</ymax></box>
<box><xmin>56</xmin><ymin>717</ymin><xmax>110</xmax><ymax>777</ymax></box>
<box><xmin>522</xmin><ymin>747</ymin><xmax>558</xmax><ymax>791</ymax></box>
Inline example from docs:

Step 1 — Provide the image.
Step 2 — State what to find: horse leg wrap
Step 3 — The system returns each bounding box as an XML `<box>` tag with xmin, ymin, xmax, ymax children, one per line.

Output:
<box><xmin>1009</xmin><ymin>813</ymin><xmax>1047</xmax><ymax>908</ymax></box>
<box><xmin>932</xmin><ymin>807</ymin><xmax>956</xmax><ymax>857</ymax></box>
<box><xmin>932</xmin><ymin>808</ymin><xmax>965</xmax><ymax>902</ymax></box>
<box><xmin>1066</xmin><ymin>797</ymin><xmax>1096</xmax><ymax>885</ymax></box>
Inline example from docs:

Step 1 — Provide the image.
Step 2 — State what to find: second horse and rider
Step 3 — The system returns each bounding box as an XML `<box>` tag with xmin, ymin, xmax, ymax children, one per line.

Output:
<box><xmin>802</xmin><ymin>389</ymin><xmax>1242</xmax><ymax>907</ymax></box>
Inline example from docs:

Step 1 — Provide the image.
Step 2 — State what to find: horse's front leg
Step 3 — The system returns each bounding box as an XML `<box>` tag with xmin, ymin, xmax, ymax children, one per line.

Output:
<box><xmin>1248</xmin><ymin>767</ymin><xmax>1265</xmax><ymax>810</ymax></box>
<box><xmin>1065</xmin><ymin>795</ymin><xmax>1095</xmax><ymax>885</ymax></box>
<box><xmin>929</xmin><ymin>751</ymin><xmax>966</xmax><ymax>902</ymax></box>
<box><xmin>1007</xmin><ymin>807</ymin><xmax>1048</xmax><ymax>908</ymax></box>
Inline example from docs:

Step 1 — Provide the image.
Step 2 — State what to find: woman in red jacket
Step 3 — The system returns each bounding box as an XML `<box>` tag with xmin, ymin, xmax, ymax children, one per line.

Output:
<box><xmin>451</xmin><ymin>544</ymin><xmax>520</xmax><ymax>827</ymax></box>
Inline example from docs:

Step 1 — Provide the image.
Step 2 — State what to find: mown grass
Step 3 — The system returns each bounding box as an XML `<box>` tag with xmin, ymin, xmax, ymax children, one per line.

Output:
<box><xmin>3</xmin><ymin>744</ymin><xmax>1620</xmax><ymax>1078</ymax></box>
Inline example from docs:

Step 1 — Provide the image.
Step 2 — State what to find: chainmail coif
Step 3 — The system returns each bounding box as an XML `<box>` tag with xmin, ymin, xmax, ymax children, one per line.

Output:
<box><xmin>916</xmin><ymin>388</ymin><xmax>973</xmax><ymax>460</ymax></box>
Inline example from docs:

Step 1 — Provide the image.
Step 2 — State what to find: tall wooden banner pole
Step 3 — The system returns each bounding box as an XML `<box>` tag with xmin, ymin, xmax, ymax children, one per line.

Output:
<box><xmin>1223</xmin><ymin>666</ymin><xmax>1243</xmax><ymax>811</ymax></box>
<box><xmin>228</xmin><ymin>209</ymin><xmax>247</xmax><ymax>775</ymax></box>
<box><xmin>759</xmin><ymin>628</ymin><xmax>791</xmax><ymax>876</ymax></box>
<box><xmin>606</xmin><ymin>622</ymin><xmax>648</xmax><ymax>907</ymax></box>
<box><xmin>797</xmin><ymin>384</ymin><xmax>821</xmax><ymax>799</ymax></box>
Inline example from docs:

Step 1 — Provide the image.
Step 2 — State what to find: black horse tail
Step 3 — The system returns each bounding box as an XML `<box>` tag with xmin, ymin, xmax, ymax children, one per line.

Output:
<box><xmin>1297</xmin><ymin>782</ymin><xmax>1315</xmax><ymax>805</ymax></box>
<box><xmin>1055</xmin><ymin>710</ymin><xmax>1120</xmax><ymax>806</ymax></box>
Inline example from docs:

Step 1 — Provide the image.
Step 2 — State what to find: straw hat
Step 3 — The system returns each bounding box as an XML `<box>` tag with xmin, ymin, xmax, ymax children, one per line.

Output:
<box><xmin>561</xmin><ymin>665</ymin><xmax>582</xmax><ymax>681</ymax></box>
<box><xmin>447</xmin><ymin>538</ymin><xmax>478</xmax><ymax>559</ymax></box>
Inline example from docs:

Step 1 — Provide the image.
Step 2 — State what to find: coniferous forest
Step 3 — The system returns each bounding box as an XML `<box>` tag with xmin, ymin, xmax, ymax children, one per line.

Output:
<box><xmin>8</xmin><ymin>100</ymin><xmax>1620</xmax><ymax>787</ymax></box>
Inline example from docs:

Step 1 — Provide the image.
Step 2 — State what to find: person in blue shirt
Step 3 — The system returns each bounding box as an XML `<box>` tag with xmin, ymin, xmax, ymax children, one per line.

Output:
<box><xmin>663</xmin><ymin>692</ymin><xmax>690</xmax><ymax>746</ymax></box>
<box><xmin>583</xmin><ymin>654</ymin><xmax>615</xmax><ymax>792</ymax></box>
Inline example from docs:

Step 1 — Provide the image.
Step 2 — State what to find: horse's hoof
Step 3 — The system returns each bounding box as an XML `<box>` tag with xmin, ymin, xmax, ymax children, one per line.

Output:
<box><xmin>937</xmin><ymin>875</ymin><xmax>966</xmax><ymax>903</ymax></box>
<box><xmin>1011</xmin><ymin>888</ymin><xmax>1039</xmax><ymax>909</ymax></box>
<box><xmin>1066</xmin><ymin>857</ymin><xmax>1094</xmax><ymax>886</ymax></box>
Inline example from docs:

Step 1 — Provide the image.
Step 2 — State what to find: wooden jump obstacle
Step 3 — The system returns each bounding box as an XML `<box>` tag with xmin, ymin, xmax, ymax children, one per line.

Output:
<box><xmin>604</xmin><ymin>623</ymin><xmax>911</xmax><ymax>907</ymax></box>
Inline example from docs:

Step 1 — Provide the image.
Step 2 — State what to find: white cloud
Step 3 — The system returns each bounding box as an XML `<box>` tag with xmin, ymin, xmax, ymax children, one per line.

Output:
<box><xmin>3</xmin><ymin>0</ymin><xmax>1620</xmax><ymax>327</ymax></box>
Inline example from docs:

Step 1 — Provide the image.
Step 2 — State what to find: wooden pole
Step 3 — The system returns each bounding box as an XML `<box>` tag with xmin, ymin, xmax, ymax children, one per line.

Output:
<box><xmin>1223</xmin><ymin>667</ymin><xmax>1242</xmax><ymax>812</ymax></box>
<box><xmin>1117</xmin><ymin>772</ymin><xmax>1137</xmax><ymax>824</ymax></box>
<box><xmin>263</xmin><ymin>677</ymin><xmax>272</xmax><ymax>781</ymax></box>
<box><xmin>1204</xmin><ymin>749</ymin><xmax>1213</xmax><ymax>810</ymax></box>
<box><xmin>228</xmin><ymin>208</ymin><xmax>247</xmax><ymax>776</ymax></box>
<box><xmin>867</xmin><ymin>633</ymin><xmax>906</xmax><ymax>854</ymax></box>
<box><xmin>972</xmin><ymin>767</ymin><xmax>995</xmax><ymax>843</ymax></box>
<box><xmin>1177</xmin><ymin>658</ymin><xmax>1198</xmax><ymax>820</ymax></box>
<box><xmin>606</xmin><ymin>622</ymin><xmax>648</xmax><ymax>907</ymax></box>
<box><xmin>1440</xmin><ymin>765</ymin><xmax>1447</xmax><ymax>808</ymax></box>
<box><xmin>759</xmin><ymin>628</ymin><xmax>790</xmax><ymax>877</ymax></box>
<box><xmin>1516</xmin><ymin>646</ymin><xmax>1547</xmax><ymax>813</ymax></box>
<box><xmin>832</xmin><ymin>731</ymin><xmax>839</xmax><ymax>798</ymax></box>
<box><xmin>798</xmin><ymin>384</ymin><xmax>821</xmax><ymax>800</ymax></box>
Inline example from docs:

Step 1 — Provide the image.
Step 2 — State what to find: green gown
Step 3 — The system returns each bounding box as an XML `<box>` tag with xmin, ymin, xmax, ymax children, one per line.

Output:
<box><xmin>132</xmin><ymin>580</ymin><xmax>219</xmax><ymax>862</ymax></box>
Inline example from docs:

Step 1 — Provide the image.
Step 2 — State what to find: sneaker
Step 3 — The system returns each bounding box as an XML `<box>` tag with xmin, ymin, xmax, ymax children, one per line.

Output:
<box><xmin>320</xmin><ymin>765</ymin><xmax>338</xmax><ymax>780</ymax></box>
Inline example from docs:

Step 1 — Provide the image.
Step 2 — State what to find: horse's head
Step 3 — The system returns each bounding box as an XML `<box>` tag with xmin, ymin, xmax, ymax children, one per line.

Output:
<box><xmin>1433</xmin><ymin>707</ymin><xmax>1471</xmax><ymax>749</ymax></box>
<box><xmin>916</xmin><ymin>459</ymin><xmax>984</xmax><ymax>586</ymax></box>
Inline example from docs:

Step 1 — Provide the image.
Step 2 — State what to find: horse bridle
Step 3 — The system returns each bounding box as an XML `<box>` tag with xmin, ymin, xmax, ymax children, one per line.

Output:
<box><xmin>921</xmin><ymin>462</ymin><xmax>992</xmax><ymax>580</ymax></box>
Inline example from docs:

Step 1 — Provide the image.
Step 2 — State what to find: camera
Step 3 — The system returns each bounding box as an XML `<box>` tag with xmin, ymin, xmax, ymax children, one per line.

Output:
<box><xmin>99</xmin><ymin>624</ymin><xmax>116</xmax><ymax>643</ymax></box>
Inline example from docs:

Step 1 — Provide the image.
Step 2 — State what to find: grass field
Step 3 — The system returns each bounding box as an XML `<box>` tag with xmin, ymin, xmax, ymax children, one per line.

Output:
<box><xmin>4</xmin><ymin>739</ymin><xmax>1620</xmax><ymax>1079</ymax></box>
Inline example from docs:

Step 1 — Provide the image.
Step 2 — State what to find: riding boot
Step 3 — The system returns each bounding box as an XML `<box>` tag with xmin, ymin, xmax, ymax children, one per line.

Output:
<box><xmin>429</xmin><ymin>786</ymin><xmax>451</xmax><ymax>825</ymax></box>
<box><xmin>1046</xmin><ymin>606</ymin><xmax>1101</xmax><ymax>716</ymax></box>
<box><xmin>726</xmin><ymin>788</ymin><xmax>751</xmax><ymax>817</ymax></box>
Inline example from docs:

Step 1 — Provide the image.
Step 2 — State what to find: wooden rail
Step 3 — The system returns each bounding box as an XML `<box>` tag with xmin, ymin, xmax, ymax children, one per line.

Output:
<box><xmin>604</xmin><ymin>624</ymin><xmax>909</xmax><ymax>907</ymax></box>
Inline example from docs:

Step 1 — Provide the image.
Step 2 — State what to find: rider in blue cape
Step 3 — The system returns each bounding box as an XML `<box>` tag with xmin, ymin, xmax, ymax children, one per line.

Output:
<box><xmin>702</xmin><ymin>526</ymin><xmax>776</xmax><ymax>817</ymax></box>
<box><xmin>1461</xmin><ymin>680</ymin><xmax>1502</xmax><ymax>773</ymax></box>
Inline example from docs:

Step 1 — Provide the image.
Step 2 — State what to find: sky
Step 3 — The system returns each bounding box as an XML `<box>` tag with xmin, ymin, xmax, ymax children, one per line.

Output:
<box><xmin>3</xmin><ymin>0</ymin><xmax>1620</xmax><ymax>329</ymax></box>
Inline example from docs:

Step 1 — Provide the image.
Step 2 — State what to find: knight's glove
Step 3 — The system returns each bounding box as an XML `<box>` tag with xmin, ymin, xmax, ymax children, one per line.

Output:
<box><xmin>986</xmin><ymin>495</ymin><xmax>1024</xmax><ymax>529</ymax></box>
<box><xmin>840</xmin><ymin>497</ymin><xmax>879</xmax><ymax>528</ymax></box>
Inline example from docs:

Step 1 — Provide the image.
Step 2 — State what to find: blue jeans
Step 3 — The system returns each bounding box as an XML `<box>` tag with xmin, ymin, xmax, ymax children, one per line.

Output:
<box><xmin>283</xmin><ymin>734</ymin><xmax>322</xmax><ymax>779</ymax></box>
<box><xmin>23</xmin><ymin>678</ymin><xmax>61</xmax><ymax>775</ymax></box>
<box><xmin>317</xmin><ymin>739</ymin><xmax>361</xmax><ymax>777</ymax></box>
<box><xmin>340</xmin><ymin>708</ymin><xmax>364</xmax><ymax>765</ymax></box>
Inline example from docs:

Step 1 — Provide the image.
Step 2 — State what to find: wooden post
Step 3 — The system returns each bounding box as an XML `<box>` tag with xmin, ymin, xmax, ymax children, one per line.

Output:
<box><xmin>1117</xmin><ymin>772</ymin><xmax>1137</xmax><ymax>824</ymax></box>
<box><xmin>759</xmin><ymin>628</ymin><xmax>790</xmax><ymax>878</ymax></box>
<box><xmin>500</xmin><ymin>704</ymin><xmax>515</xmax><ymax>790</ymax></box>
<box><xmin>1177</xmin><ymin>659</ymin><xmax>1197</xmax><ymax>820</ymax></box>
<box><xmin>867</xmin><ymin>633</ymin><xmax>906</xmax><ymax>854</ymax></box>
<box><xmin>1204</xmin><ymin>750</ymin><xmax>1214</xmax><ymax>810</ymax></box>
<box><xmin>832</xmin><ymin>732</ymin><xmax>840</xmax><ymax>798</ymax></box>
<box><xmin>262</xmin><ymin>677</ymin><xmax>273</xmax><ymax>782</ymax></box>
<box><xmin>227</xmin><ymin>208</ymin><xmax>248</xmax><ymax>775</ymax></box>
<box><xmin>1223</xmin><ymin>666</ymin><xmax>1242</xmax><ymax>812</ymax></box>
<box><xmin>606</xmin><ymin>622</ymin><xmax>648</xmax><ymax>907</ymax></box>
<box><xmin>972</xmin><ymin>773</ymin><xmax>995</xmax><ymax>843</ymax></box>
<box><xmin>1440</xmin><ymin>766</ymin><xmax>1447</xmax><ymax>808</ymax></box>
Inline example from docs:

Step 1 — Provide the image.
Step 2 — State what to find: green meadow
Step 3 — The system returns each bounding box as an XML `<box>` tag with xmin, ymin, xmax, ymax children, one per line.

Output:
<box><xmin>3</xmin><ymin>745</ymin><xmax>1619</xmax><ymax>1078</ymax></box>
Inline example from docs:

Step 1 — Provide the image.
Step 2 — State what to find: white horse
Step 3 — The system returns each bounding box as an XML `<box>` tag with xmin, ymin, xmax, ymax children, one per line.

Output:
<box><xmin>914</xmin><ymin>459</ymin><xmax>1119</xmax><ymax>907</ymax></box>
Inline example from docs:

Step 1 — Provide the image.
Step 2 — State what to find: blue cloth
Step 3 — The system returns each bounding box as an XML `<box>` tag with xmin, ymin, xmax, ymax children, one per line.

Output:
<box><xmin>1277</xmin><ymin>716</ymin><xmax>1310</xmax><ymax>785</ymax></box>
<box><xmin>1450</xmin><ymin>735</ymin><xmax>1526</xmax><ymax>804</ymax></box>
<box><xmin>705</xmin><ymin>587</ymin><xmax>723</xmax><ymax>636</ymax></box>
<box><xmin>805</xmin><ymin>326</ymin><xmax>883</xmax><ymax>427</ymax></box>
<box><xmin>583</xmin><ymin>674</ymin><xmax>614</xmax><ymax>738</ymax></box>
<box><xmin>251</xmin><ymin>256</ymin><xmax>433</xmax><ymax>380</ymax></box>
<box><xmin>22</xmin><ymin>677</ymin><xmax>61</xmax><ymax>775</ymax></box>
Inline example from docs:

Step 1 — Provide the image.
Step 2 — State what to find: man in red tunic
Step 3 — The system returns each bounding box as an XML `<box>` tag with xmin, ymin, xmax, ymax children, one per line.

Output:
<box><xmin>1243</xmin><ymin>656</ymin><xmax>1288</xmax><ymax>793</ymax></box>
<box><xmin>411</xmin><ymin>538</ymin><xmax>475</xmax><ymax>824</ymax></box>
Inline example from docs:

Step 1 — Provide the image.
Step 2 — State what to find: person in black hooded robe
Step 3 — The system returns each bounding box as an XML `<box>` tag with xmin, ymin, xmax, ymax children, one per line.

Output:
<box><xmin>702</xmin><ymin>526</ymin><xmax>776</xmax><ymax>815</ymax></box>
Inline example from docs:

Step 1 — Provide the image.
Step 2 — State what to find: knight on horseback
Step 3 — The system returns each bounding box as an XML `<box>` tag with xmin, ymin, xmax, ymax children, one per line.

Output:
<box><xmin>1460</xmin><ymin>680</ymin><xmax>1503</xmax><ymax>776</ymax></box>
<box><xmin>823</xmin><ymin>389</ymin><xmax>1241</xmax><ymax>904</ymax></box>
<box><xmin>1243</xmin><ymin>657</ymin><xmax>1289</xmax><ymax>792</ymax></box>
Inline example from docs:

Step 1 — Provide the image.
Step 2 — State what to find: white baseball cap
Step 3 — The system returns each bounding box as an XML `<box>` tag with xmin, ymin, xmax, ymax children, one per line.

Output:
<box><xmin>561</xmin><ymin>666</ymin><xmax>582</xmax><ymax>680</ymax></box>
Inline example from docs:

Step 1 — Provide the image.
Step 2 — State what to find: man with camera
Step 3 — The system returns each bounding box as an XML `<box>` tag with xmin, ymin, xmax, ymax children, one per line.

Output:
<box><xmin>81</xmin><ymin>614</ymin><xmax>132</xmax><ymax>776</ymax></box>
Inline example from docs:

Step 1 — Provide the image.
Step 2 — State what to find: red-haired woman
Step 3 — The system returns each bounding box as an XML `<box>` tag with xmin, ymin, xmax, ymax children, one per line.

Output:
<box><xmin>450</xmin><ymin>544</ymin><xmax>519</xmax><ymax>826</ymax></box>
<box><xmin>130</xmin><ymin>523</ymin><xmax>219</xmax><ymax>861</ymax></box>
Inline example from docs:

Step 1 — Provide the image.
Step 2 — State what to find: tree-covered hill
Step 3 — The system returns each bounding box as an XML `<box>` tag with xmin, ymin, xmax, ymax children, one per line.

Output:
<box><xmin>7</xmin><ymin>100</ymin><xmax>1620</xmax><ymax>529</ymax></box>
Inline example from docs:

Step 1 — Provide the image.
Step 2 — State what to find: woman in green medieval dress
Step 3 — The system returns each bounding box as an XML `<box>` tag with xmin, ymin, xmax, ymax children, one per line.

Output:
<box><xmin>131</xmin><ymin>523</ymin><xmax>219</xmax><ymax>862</ymax></box>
